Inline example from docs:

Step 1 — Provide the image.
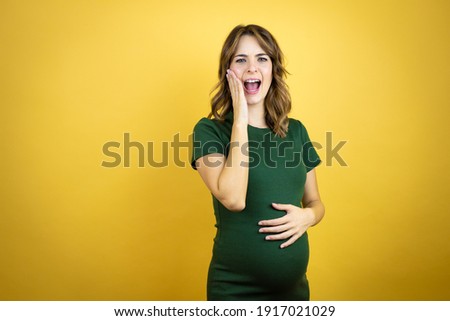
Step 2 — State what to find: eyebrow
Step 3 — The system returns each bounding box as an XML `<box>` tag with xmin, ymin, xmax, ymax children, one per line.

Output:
<box><xmin>233</xmin><ymin>53</ymin><xmax>269</xmax><ymax>58</ymax></box>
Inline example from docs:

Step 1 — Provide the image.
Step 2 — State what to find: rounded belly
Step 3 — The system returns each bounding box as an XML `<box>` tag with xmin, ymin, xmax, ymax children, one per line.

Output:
<box><xmin>213</xmin><ymin>226</ymin><xmax>310</xmax><ymax>290</ymax></box>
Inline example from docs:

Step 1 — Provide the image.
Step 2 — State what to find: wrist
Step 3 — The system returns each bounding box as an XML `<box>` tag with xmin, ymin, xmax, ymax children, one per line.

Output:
<box><xmin>233</xmin><ymin>119</ymin><xmax>248</xmax><ymax>128</ymax></box>
<box><xmin>304</xmin><ymin>207</ymin><xmax>317</xmax><ymax>226</ymax></box>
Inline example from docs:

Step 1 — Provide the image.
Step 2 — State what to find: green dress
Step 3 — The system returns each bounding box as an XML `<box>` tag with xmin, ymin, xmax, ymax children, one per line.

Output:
<box><xmin>191</xmin><ymin>111</ymin><xmax>321</xmax><ymax>301</ymax></box>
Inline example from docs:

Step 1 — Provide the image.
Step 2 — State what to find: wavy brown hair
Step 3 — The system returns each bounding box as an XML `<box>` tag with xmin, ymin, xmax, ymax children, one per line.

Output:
<box><xmin>208</xmin><ymin>24</ymin><xmax>291</xmax><ymax>138</ymax></box>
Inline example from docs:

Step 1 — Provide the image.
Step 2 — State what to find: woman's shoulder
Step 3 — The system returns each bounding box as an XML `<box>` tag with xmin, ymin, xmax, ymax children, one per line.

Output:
<box><xmin>287</xmin><ymin>117</ymin><xmax>314</xmax><ymax>142</ymax></box>
<box><xmin>288</xmin><ymin>116</ymin><xmax>307</xmax><ymax>128</ymax></box>
<box><xmin>288</xmin><ymin>117</ymin><xmax>306</xmax><ymax>133</ymax></box>
<box><xmin>193</xmin><ymin>116</ymin><xmax>228</xmax><ymax>131</ymax></box>
<box><xmin>194</xmin><ymin>116</ymin><xmax>215</xmax><ymax>128</ymax></box>
<box><xmin>193</xmin><ymin>112</ymin><xmax>233</xmax><ymax>132</ymax></box>
<box><xmin>192</xmin><ymin>113</ymin><xmax>233</xmax><ymax>143</ymax></box>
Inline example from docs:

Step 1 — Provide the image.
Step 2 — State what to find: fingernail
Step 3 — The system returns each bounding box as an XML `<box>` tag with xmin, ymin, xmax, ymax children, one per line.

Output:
<box><xmin>259</xmin><ymin>228</ymin><xmax>263</xmax><ymax>233</ymax></box>
<box><xmin>265</xmin><ymin>236</ymin><xmax>270</xmax><ymax>240</ymax></box>
<box><xmin>280</xmin><ymin>245</ymin><xmax>285</xmax><ymax>249</ymax></box>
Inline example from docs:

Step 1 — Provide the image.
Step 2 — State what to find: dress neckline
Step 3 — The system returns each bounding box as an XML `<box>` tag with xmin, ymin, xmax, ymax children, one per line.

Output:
<box><xmin>224</xmin><ymin>111</ymin><xmax>272</xmax><ymax>131</ymax></box>
<box><xmin>248</xmin><ymin>124</ymin><xmax>271</xmax><ymax>130</ymax></box>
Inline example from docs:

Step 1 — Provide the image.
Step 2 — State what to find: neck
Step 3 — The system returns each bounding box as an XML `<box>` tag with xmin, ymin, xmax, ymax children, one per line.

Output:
<box><xmin>247</xmin><ymin>104</ymin><xmax>267</xmax><ymax>128</ymax></box>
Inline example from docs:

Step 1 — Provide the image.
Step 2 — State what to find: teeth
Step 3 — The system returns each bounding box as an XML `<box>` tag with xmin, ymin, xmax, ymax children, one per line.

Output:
<box><xmin>245</xmin><ymin>79</ymin><xmax>261</xmax><ymax>83</ymax></box>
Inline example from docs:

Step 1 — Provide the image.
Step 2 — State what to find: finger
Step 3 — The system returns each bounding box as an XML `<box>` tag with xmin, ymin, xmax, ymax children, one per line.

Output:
<box><xmin>226</xmin><ymin>71</ymin><xmax>233</xmax><ymax>91</ymax></box>
<box><xmin>265</xmin><ymin>230</ymin><xmax>293</xmax><ymax>241</ymax></box>
<box><xmin>227</xmin><ymin>71</ymin><xmax>239</xmax><ymax>101</ymax></box>
<box><xmin>226</xmin><ymin>70</ymin><xmax>235</xmax><ymax>89</ymax></box>
<box><xmin>258</xmin><ymin>215</ymin><xmax>289</xmax><ymax>226</ymax></box>
<box><xmin>228</xmin><ymin>69</ymin><xmax>244</xmax><ymax>94</ymax></box>
<box><xmin>226</xmin><ymin>73</ymin><xmax>231</xmax><ymax>90</ymax></box>
<box><xmin>280</xmin><ymin>233</ymin><xmax>302</xmax><ymax>249</ymax></box>
<box><xmin>231</xmin><ymin>71</ymin><xmax>244</xmax><ymax>90</ymax></box>
<box><xmin>271</xmin><ymin>203</ymin><xmax>293</xmax><ymax>211</ymax></box>
<box><xmin>259</xmin><ymin>223</ymin><xmax>291</xmax><ymax>234</ymax></box>
<box><xmin>230</xmin><ymin>72</ymin><xmax>241</xmax><ymax>99</ymax></box>
<box><xmin>228</xmin><ymin>68</ymin><xmax>238</xmax><ymax>81</ymax></box>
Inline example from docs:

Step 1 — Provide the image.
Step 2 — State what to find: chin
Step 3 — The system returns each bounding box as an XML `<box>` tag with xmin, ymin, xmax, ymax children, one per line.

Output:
<box><xmin>246</xmin><ymin>96</ymin><xmax>265</xmax><ymax>107</ymax></box>
<box><xmin>246</xmin><ymin>100</ymin><xmax>262</xmax><ymax>107</ymax></box>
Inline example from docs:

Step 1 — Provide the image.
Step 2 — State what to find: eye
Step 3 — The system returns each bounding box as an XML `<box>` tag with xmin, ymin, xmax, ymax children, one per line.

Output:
<box><xmin>258</xmin><ymin>57</ymin><xmax>268</xmax><ymax>62</ymax></box>
<box><xmin>235</xmin><ymin>58</ymin><xmax>246</xmax><ymax>63</ymax></box>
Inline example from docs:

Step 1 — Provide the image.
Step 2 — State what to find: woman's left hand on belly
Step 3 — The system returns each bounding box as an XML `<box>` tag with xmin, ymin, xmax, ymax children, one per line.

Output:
<box><xmin>258</xmin><ymin>203</ymin><xmax>315</xmax><ymax>249</ymax></box>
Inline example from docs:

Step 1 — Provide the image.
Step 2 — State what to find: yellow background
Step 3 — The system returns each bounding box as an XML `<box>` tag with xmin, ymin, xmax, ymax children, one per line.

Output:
<box><xmin>1</xmin><ymin>0</ymin><xmax>449</xmax><ymax>300</ymax></box>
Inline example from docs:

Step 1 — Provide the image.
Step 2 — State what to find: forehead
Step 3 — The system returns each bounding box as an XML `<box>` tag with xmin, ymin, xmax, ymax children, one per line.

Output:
<box><xmin>234</xmin><ymin>35</ymin><xmax>267</xmax><ymax>55</ymax></box>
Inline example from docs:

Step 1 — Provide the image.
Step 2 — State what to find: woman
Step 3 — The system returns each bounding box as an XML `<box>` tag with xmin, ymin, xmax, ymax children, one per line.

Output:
<box><xmin>191</xmin><ymin>24</ymin><xmax>325</xmax><ymax>300</ymax></box>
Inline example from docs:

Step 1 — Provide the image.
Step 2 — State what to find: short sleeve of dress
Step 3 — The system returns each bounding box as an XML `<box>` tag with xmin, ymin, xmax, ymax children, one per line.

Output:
<box><xmin>190</xmin><ymin>117</ymin><xmax>226</xmax><ymax>170</ymax></box>
<box><xmin>296</xmin><ymin>119</ymin><xmax>322</xmax><ymax>172</ymax></box>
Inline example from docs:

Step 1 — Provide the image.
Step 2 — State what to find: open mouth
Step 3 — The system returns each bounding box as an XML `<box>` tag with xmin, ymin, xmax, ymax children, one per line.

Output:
<box><xmin>243</xmin><ymin>79</ymin><xmax>261</xmax><ymax>94</ymax></box>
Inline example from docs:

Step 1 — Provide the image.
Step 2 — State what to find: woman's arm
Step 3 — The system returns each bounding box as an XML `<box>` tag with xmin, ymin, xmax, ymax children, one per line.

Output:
<box><xmin>301</xmin><ymin>168</ymin><xmax>325</xmax><ymax>226</ymax></box>
<box><xmin>258</xmin><ymin>168</ymin><xmax>325</xmax><ymax>248</ymax></box>
<box><xmin>195</xmin><ymin>70</ymin><xmax>249</xmax><ymax>212</ymax></box>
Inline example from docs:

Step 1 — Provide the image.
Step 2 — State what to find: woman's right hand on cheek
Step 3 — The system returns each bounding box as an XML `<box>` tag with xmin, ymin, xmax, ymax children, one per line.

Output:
<box><xmin>226</xmin><ymin>69</ymin><xmax>248</xmax><ymax>124</ymax></box>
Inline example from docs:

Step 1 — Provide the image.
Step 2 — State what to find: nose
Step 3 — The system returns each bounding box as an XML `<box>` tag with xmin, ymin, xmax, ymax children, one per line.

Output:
<box><xmin>247</xmin><ymin>60</ymin><xmax>257</xmax><ymax>73</ymax></box>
